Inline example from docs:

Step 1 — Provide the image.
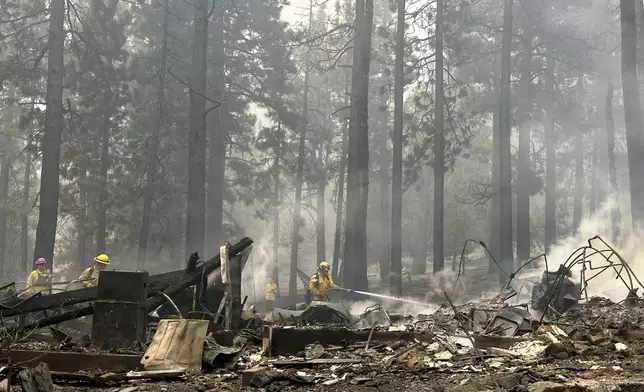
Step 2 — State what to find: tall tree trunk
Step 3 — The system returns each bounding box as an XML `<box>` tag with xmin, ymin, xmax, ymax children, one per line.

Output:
<box><xmin>605</xmin><ymin>78</ymin><xmax>621</xmax><ymax>242</ymax></box>
<box><xmin>186</xmin><ymin>0</ymin><xmax>208</xmax><ymax>258</ymax></box>
<box><xmin>589</xmin><ymin>128</ymin><xmax>599</xmax><ymax>215</ymax></box>
<box><xmin>635</xmin><ymin>0</ymin><xmax>644</xmax><ymax>94</ymax></box>
<box><xmin>272</xmin><ymin>130</ymin><xmax>282</xmax><ymax>287</ymax></box>
<box><xmin>76</xmin><ymin>169</ymin><xmax>88</xmax><ymax>274</ymax></box>
<box><xmin>138</xmin><ymin>2</ymin><xmax>169</xmax><ymax>268</ymax></box>
<box><xmin>96</xmin><ymin>104</ymin><xmax>110</xmax><ymax>254</ymax></box>
<box><xmin>206</xmin><ymin>10</ymin><xmax>226</xmax><ymax>257</ymax></box>
<box><xmin>316</xmin><ymin>143</ymin><xmax>326</xmax><ymax>262</ymax></box>
<box><xmin>21</xmin><ymin>138</ymin><xmax>32</xmax><ymax>274</ymax></box>
<box><xmin>332</xmin><ymin>107</ymin><xmax>349</xmax><ymax>283</ymax></box>
<box><xmin>390</xmin><ymin>0</ymin><xmax>404</xmax><ymax>295</ymax></box>
<box><xmin>33</xmin><ymin>0</ymin><xmax>65</xmax><ymax>267</ymax></box>
<box><xmin>621</xmin><ymin>0</ymin><xmax>644</xmax><ymax>227</ymax></box>
<box><xmin>378</xmin><ymin>113</ymin><xmax>390</xmax><ymax>281</ymax></box>
<box><xmin>516</xmin><ymin>11</ymin><xmax>533</xmax><ymax>263</ymax></box>
<box><xmin>433</xmin><ymin>0</ymin><xmax>445</xmax><ymax>273</ymax></box>
<box><xmin>544</xmin><ymin>52</ymin><xmax>557</xmax><ymax>253</ymax></box>
<box><xmin>572</xmin><ymin>73</ymin><xmax>584</xmax><ymax>234</ymax></box>
<box><xmin>413</xmin><ymin>175</ymin><xmax>429</xmax><ymax>275</ymax></box>
<box><xmin>0</xmin><ymin>140</ymin><xmax>13</xmax><ymax>282</ymax></box>
<box><xmin>498</xmin><ymin>0</ymin><xmax>514</xmax><ymax>285</ymax></box>
<box><xmin>488</xmin><ymin>36</ymin><xmax>501</xmax><ymax>274</ymax></box>
<box><xmin>289</xmin><ymin>66</ymin><xmax>309</xmax><ymax>297</ymax></box>
<box><xmin>344</xmin><ymin>0</ymin><xmax>373</xmax><ymax>291</ymax></box>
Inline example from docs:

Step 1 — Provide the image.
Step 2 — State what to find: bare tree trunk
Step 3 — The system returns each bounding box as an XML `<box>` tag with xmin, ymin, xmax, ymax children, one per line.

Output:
<box><xmin>186</xmin><ymin>0</ymin><xmax>208</xmax><ymax>258</ymax></box>
<box><xmin>76</xmin><ymin>169</ymin><xmax>87</xmax><ymax>274</ymax></box>
<box><xmin>488</xmin><ymin>36</ymin><xmax>501</xmax><ymax>274</ymax></box>
<box><xmin>378</xmin><ymin>119</ymin><xmax>390</xmax><ymax>281</ymax></box>
<box><xmin>572</xmin><ymin>73</ymin><xmax>584</xmax><ymax>234</ymax></box>
<box><xmin>498</xmin><ymin>0</ymin><xmax>514</xmax><ymax>285</ymax></box>
<box><xmin>635</xmin><ymin>0</ymin><xmax>644</xmax><ymax>94</ymax></box>
<box><xmin>516</xmin><ymin>11</ymin><xmax>533</xmax><ymax>263</ymax></box>
<box><xmin>138</xmin><ymin>2</ymin><xmax>169</xmax><ymax>268</ymax></box>
<box><xmin>544</xmin><ymin>52</ymin><xmax>557</xmax><ymax>253</ymax></box>
<box><xmin>413</xmin><ymin>175</ymin><xmax>429</xmax><ymax>275</ymax></box>
<box><xmin>433</xmin><ymin>0</ymin><xmax>445</xmax><ymax>273</ymax></box>
<box><xmin>0</xmin><ymin>141</ymin><xmax>13</xmax><ymax>282</ymax></box>
<box><xmin>589</xmin><ymin>128</ymin><xmax>599</xmax><ymax>215</ymax></box>
<box><xmin>289</xmin><ymin>65</ymin><xmax>308</xmax><ymax>297</ymax></box>
<box><xmin>605</xmin><ymin>78</ymin><xmax>621</xmax><ymax>241</ymax></box>
<box><xmin>316</xmin><ymin>143</ymin><xmax>326</xmax><ymax>262</ymax></box>
<box><xmin>21</xmin><ymin>138</ymin><xmax>32</xmax><ymax>274</ymax></box>
<box><xmin>96</xmin><ymin>107</ymin><xmax>110</xmax><ymax>254</ymax></box>
<box><xmin>206</xmin><ymin>9</ymin><xmax>227</xmax><ymax>258</ymax></box>
<box><xmin>621</xmin><ymin>0</ymin><xmax>644</xmax><ymax>227</ymax></box>
<box><xmin>344</xmin><ymin>0</ymin><xmax>373</xmax><ymax>291</ymax></box>
<box><xmin>33</xmin><ymin>0</ymin><xmax>65</xmax><ymax>267</ymax></box>
<box><xmin>272</xmin><ymin>131</ymin><xmax>282</xmax><ymax>287</ymax></box>
<box><xmin>332</xmin><ymin>108</ymin><xmax>349</xmax><ymax>283</ymax></box>
<box><xmin>390</xmin><ymin>0</ymin><xmax>404</xmax><ymax>295</ymax></box>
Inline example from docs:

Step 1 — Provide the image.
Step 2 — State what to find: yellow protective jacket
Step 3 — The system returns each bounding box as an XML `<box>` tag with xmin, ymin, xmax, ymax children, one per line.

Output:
<box><xmin>79</xmin><ymin>267</ymin><xmax>100</xmax><ymax>288</ymax></box>
<box><xmin>264</xmin><ymin>282</ymin><xmax>278</xmax><ymax>301</ymax></box>
<box><xmin>308</xmin><ymin>272</ymin><xmax>335</xmax><ymax>301</ymax></box>
<box><xmin>27</xmin><ymin>269</ymin><xmax>51</xmax><ymax>294</ymax></box>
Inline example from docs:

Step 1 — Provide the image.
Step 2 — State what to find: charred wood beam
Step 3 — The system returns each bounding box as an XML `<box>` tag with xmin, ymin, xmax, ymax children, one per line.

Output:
<box><xmin>0</xmin><ymin>350</ymin><xmax>142</xmax><ymax>373</ymax></box>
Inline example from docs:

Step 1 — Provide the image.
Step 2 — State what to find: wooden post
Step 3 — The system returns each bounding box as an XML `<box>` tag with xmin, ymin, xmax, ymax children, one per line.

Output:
<box><xmin>225</xmin><ymin>253</ymin><xmax>242</xmax><ymax>330</ymax></box>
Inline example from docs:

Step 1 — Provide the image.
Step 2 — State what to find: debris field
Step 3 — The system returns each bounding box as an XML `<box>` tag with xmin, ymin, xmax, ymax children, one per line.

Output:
<box><xmin>2</xmin><ymin>236</ymin><xmax>644</xmax><ymax>392</ymax></box>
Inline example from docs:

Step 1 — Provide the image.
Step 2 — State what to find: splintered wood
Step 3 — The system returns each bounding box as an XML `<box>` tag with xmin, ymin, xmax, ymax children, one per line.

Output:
<box><xmin>141</xmin><ymin>319</ymin><xmax>209</xmax><ymax>371</ymax></box>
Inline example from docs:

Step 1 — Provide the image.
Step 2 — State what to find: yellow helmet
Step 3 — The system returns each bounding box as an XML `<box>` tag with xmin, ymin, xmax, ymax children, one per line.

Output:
<box><xmin>319</xmin><ymin>261</ymin><xmax>330</xmax><ymax>270</ymax></box>
<box><xmin>94</xmin><ymin>254</ymin><xmax>110</xmax><ymax>264</ymax></box>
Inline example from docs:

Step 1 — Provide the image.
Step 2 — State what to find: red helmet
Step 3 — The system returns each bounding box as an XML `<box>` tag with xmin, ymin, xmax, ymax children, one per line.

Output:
<box><xmin>35</xmin><ymin>257</ymin><xmax>47</xmax><ymax>265</ymax></box>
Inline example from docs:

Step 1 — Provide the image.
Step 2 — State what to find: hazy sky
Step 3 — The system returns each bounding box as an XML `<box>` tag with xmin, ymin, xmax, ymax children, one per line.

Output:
<box><xmin>283</xmin><ymin>0</ymin><xmax>309</xmax><ymax>25</ymax></box>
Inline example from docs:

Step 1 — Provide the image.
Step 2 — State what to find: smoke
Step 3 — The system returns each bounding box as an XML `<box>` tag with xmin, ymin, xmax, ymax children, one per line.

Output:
<box><xmin>240</xmin><ymin>229</ymin><xmax>275</xmax><ymax>303</ymax></box>
<box><xmin>536</xmin><ymin>196</ymin><xmax>644</xmax><ymax>302</ymax></box>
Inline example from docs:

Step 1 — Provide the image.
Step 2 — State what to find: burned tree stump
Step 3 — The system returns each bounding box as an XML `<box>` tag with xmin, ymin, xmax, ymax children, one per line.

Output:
<box><xmin>17</xmin><ymin>362</ymin><xmax>53</xmax><ymax>392</ymax></box>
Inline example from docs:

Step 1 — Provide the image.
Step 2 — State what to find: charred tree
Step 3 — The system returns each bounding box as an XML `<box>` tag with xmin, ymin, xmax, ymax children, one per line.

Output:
<box><xmin>21</xmin><ymin>137</ymin><xmax>32</xmax><ymax>274</ymax></box>
<box><xmin>516</xmin><ymin>10</ymin><xmax>533</xmax><ymax>264</ymax></box>
<box><xmin>316</xmin><ymin>142</ymin><xmax>326</xmax><ymax>262</ymax></box>
<box><xmin>186</xmin><ymin>0</ymin><xmax>208</xmax><ymax>257</ymax></box>
<box><xmin>544</xmin><ymin>52</ymin><xmax>557</xmax><ymax>252</ymax></box>
<box><xmin>344</xmin><ymin>0</ymin><xmax>373</xmax><ymax>291</ymax></box>
<box><xmin>572</xmin><ymin>73</ymin><xmax>584</xmax><ymax>234</ymax></box>
<box><xmin>498</xmin><ymin>0</ymin><xmax>514</xmax><ymax>284</ymax></box>
<box><xmin>76</xmin><ymin>169</ymin><xmax>88</xmax><ymax>273</ymax></box>
<box><xmin>332</xmin><ymin>96</ymin><xmax>349</xmax><ymax>283</ymax></box>
<box><xmin>272</xmin><ymin>130</ymin><xmax>282</xmax><ymax>287</ymax></box>
<box><xmin>620</xmin><ymin>0</ymin><xmax>644</xmax><ymax>227</ymax></box>
<box><xmin>390</xmin><ymin>0</ymin><xmax>404</xmax><ymax>295</ymax></box>
<box><xmin>488</xmin><ymin>36</ymin><xmax>501</xmax><ymax>274</ymax></box>
<box><xmin>605</xmin><ymin>78</ymin><xmax>621</xmax><ymax>241</ymax></box>
<box><xmin>33</xmin><ymin>0</ymin><xmax>65</xmax><ymax>266</ymax></box>
<box><xmin>206</xmin><ymin>10</ymin><xmax>227</xmax><ymax>257</ymax></box>
<box><xmin>138</xmin><ymin>2</ymin><xmax>169</xmax><ymax>268</ymax></box>
<box><xmin>288</xmin><ymin>67</ymin><xmax>309</xmax><ymax>296</ymax></box>
<box><xmin>0</xmin><ymin>138</ymin><xmax>13</xmax><ymax>281</ymax></box>
<box><xmin>433</xmin><ymin>0</ymin><xmax>445</xmax><ymax>273</ymax></box>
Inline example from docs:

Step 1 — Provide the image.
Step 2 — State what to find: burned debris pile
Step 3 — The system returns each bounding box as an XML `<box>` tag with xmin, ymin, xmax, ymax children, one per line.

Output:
<box><xmin>2</xmin><ymin>236</ymin><xmax>644</xmax><ymax>391</ymax></box>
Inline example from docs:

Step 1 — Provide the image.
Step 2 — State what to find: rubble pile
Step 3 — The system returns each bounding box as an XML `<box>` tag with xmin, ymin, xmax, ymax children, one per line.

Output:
<box><xmin>2</xmin><ymin>236</ymin><xmax>644</xmax><ymax>391</ymax></box>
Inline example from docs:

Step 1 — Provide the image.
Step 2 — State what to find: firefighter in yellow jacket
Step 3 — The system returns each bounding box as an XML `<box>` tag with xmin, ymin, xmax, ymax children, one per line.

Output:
<box><xmin>308</xmin><ymin>261</ymin><xmax>335</xmax><ymax>302</ymax></box>
<box><xmin>264</xmin><ymin>278</ymin><xmax>278</xmax><ymax>310</ymax></box>
<box><xmin>26</xmin><ymin>258</ymin><xmax>51</xmax><ymax>294</ymax></box>
<box><xmin>78</xmin><ymin>254</ymin><xmax>110</xmax><ymax>288</ymax></box>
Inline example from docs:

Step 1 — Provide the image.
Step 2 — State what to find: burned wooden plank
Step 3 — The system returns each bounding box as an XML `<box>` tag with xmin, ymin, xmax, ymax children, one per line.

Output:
<box><xmin>0</xmin><ymin>350</ymin><xmax>142</xmax><ymax>373</ymax></box>
<box><xmin>262</xmin><ymin>326</ymin><xmax>434</xmax><ymax>357</ymax></box>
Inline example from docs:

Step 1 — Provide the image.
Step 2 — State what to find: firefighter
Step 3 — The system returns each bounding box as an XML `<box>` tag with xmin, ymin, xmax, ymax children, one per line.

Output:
<box><xmin>78</xmin><ymin>254</ymin><xmax>110</xmax><ymax>288</ymax></box>
<box><xmin>264</xmin><ymin>278</ymin><xmax>278</xmax><ymax>310</ymax></box>
<box><xmin>308</xmin><ymin>261</ymin><xmax>335</xmax><ymax>302</ymax></box>
<box><xmin>26</xmin><ymin>258</ymin><xmax>51</xmax><ymax>294</ymax></box>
